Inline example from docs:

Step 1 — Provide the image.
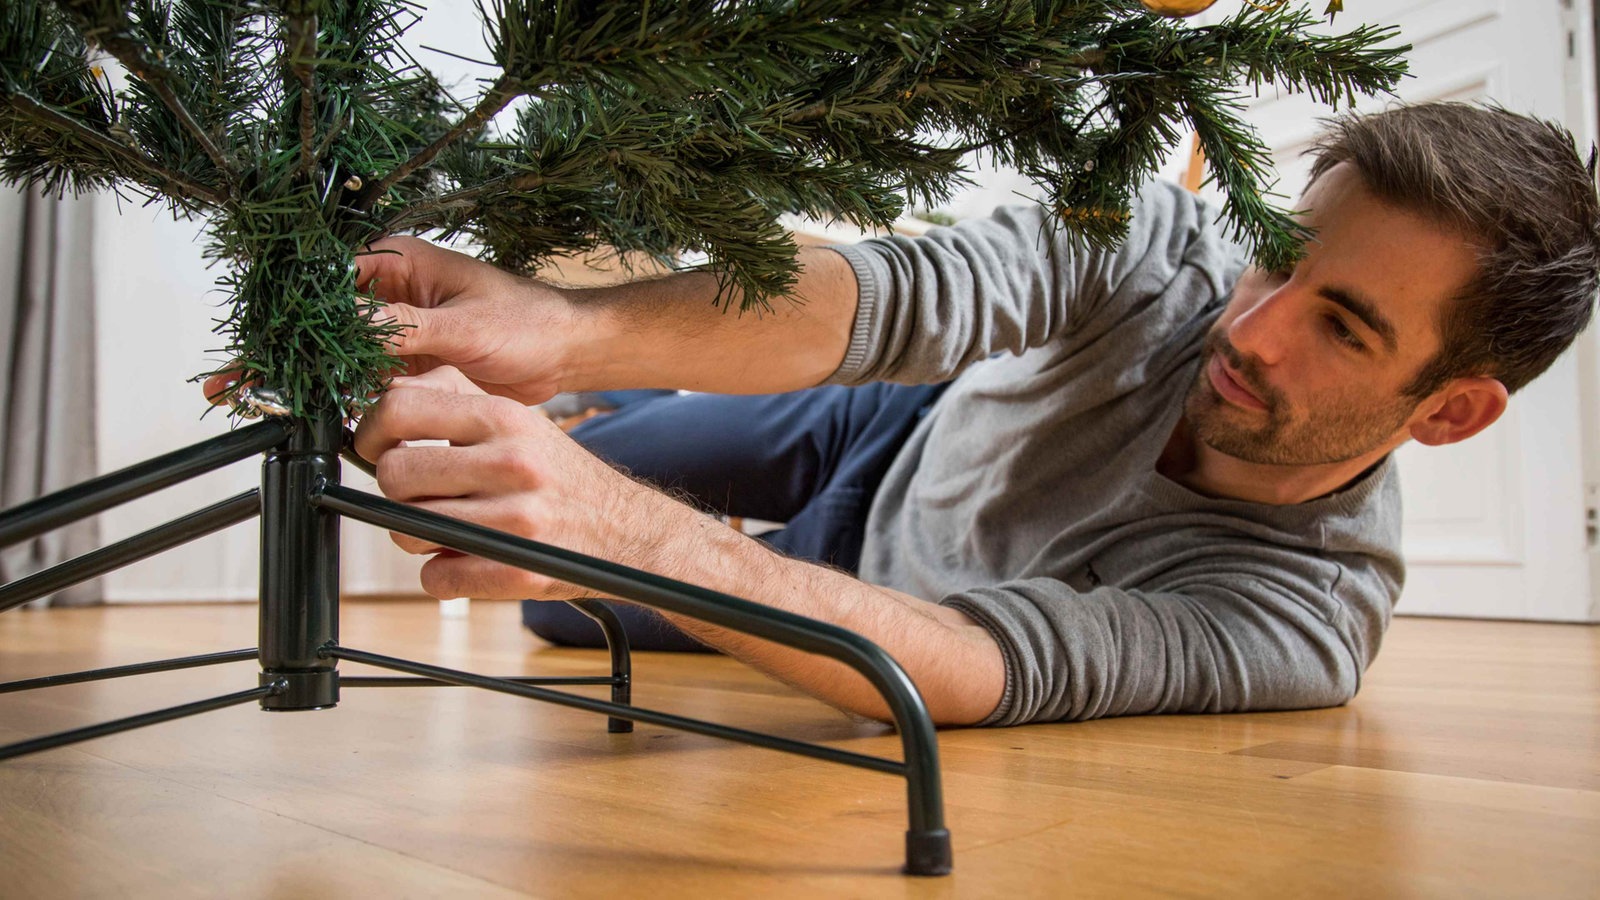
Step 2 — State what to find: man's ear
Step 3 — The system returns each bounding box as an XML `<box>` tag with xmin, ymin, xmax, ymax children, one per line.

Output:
<box><xmin>1408</xmin><ymin>376</ymin><xmax>1509</xmax><ymax>446</ymax></box>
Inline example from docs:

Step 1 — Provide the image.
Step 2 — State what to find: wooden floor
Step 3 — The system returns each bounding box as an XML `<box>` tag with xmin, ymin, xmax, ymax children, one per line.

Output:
<box><xmin>0</xmin><ymin>600</ymin><xmax>1595</xmax><ymax>899</ymax></box>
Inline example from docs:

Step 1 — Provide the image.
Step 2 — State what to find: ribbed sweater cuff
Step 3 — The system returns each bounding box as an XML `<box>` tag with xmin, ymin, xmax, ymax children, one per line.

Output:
<box><xmin>820</xmin><ymin>243</ymin><xmax>881</xmax><ymax>386</ymax></box>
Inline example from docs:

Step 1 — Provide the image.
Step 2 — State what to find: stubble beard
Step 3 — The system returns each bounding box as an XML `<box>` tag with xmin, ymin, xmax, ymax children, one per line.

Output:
<box><xmin>1184</xmin><ymin>332</ymin><xmax>1415</xmax><ymax>466</ymax></box>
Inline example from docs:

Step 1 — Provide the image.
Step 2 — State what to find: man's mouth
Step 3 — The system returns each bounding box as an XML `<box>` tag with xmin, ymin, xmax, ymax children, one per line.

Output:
<box><xmin>1206</xmin><ymin>354</ymin><xmax>1267</xmax><ymax>410</ymax></box>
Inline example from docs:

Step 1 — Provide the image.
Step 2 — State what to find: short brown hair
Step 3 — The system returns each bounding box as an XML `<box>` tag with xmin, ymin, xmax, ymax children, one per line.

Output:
<box><xmin>1306</xmin><ymin>102</ymin><xmax>1600</xmax><ymax>395</ymax></box>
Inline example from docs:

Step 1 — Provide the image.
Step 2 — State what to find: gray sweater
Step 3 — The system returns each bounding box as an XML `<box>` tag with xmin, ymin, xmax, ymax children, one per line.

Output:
<box><xmin>827</xmin><ymin>181</ymin><xmax>1403</xmax><ymax>726</ymax></box>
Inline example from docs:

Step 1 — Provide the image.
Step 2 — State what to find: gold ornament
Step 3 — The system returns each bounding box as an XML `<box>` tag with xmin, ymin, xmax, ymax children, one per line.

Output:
<box><xmin>1139</xmin><ymin>0</ymin><xmax>1219</xmax><ymax>16</ymax></box>
<box><xmin>1139</xmin><ymin>0</ymin><xmax>1300</xmax><ymax>17</ymax></box>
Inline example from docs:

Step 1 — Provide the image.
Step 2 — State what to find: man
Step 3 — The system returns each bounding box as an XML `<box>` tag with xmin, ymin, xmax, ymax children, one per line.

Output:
<box><xmin>219</xmin><ymin>103</ymin><xmax>1600</xmax><ymax>726</ymax></box>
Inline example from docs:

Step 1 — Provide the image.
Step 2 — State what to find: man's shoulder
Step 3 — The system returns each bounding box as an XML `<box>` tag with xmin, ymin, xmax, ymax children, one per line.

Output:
<box><xmin>987</xmin><ymin>178</ymin><xmax>1238</xmax><ymax>249</ymax></box>
<box><xmin>993</xmin><ymin>179</ymin><xmax>1248</xmax><ymax>325</ymax></box>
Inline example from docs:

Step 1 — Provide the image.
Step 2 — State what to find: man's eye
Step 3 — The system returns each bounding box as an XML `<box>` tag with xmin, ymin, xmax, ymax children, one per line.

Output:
<box><xmin>1325</xmin><ymin>315</ymin><xmax>1365</xmax><ymax>350</ymax></box>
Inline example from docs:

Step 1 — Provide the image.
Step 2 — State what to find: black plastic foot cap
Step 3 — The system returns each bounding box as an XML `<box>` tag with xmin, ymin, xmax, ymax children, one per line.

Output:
<box><xmin>904</xmin><ymin>828</ymin><xmax>952</xmax><ymax>876</ymax></box>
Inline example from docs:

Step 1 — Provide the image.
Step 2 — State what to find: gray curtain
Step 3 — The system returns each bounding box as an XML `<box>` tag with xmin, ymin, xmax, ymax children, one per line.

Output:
<box><xmin>0</xmin><ymin>185</ymin><xmax>100</xmax><ymax>607</ymax></box>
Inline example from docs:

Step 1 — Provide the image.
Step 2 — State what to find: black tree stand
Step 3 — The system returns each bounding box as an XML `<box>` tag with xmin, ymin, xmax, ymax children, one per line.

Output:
<box><xmin>0</xmin><ymin>411</ymin><xmax>952</xmax><ymax>876</ymax></box>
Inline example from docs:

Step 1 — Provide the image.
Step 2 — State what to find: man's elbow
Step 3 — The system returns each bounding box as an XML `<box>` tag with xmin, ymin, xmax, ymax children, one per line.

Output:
<box><xmin>1317</xmin><ymin>664</ymin><xmax>1362</xmax><ymax>707</ymax></box>
<box><xmin>1268</xmin><ymin>653</ymin><xmax>1363</xmax><ymax>711</ymax></box>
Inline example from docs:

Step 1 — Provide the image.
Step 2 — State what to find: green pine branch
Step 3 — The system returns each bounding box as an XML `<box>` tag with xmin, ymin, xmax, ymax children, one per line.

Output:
<box><xmin>0</xmin><ymin>0</ymin><xmax>223</xmax><ymax>206</ymax></box>
<box><xmin>53</xmin><ymin>0</ymin><xmax>241</xmax><ymax>189</ymax></box>
<box><xmin>355</xmin><ymin>71</ymin><xmax>518</xmax><ymax>210</ymax></box>
<box><xmin>3</xmin><ymin>91</ymin><xmax>227</xmax><ymax>205</ymax></box>
<box><xmin>0</xmin><ymin>0</ymin><xmax>1411</xmax><ymax>419</ymax></box>
<box><xmin>281</xmin><ymin>3</ymin><xmax>319</xmax><ymax>180</ymax></box>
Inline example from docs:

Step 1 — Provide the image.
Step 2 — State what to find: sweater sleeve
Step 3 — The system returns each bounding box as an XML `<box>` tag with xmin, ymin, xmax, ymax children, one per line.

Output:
<box><xmin>939</xmin><ymin>554</ymin><xmax>1398</xmax><ymax>726</ymax></box>
<box><xmin>824</xmin><ymin>180</ymin><xmax>1223</xmax><ymax>386</ymax></box>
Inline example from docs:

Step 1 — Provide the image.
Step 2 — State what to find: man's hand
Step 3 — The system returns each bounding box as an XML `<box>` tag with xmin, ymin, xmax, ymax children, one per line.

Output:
<box><xmin>352</xmin><ymin>237</ymin><xmax>583</xmax><ymax>404</ymax></box>
<box><xmin>205</xmin><ymin>236</ymin><xmax>862</xmax><ymax>409</ymax></box>
<box><xmin>352</xmin><ymin>365</ymin><xmax>666</xmax><ymax>599</ymax></box>
<box><xmin>204</xmin><ymin>236</ymin><xmax>579</xmax><ymax>407</ymax></box>
<box><xmin>354</xmin><ymin>365</ymin><xmax>1005</xmax><ymax>726</ymax></box>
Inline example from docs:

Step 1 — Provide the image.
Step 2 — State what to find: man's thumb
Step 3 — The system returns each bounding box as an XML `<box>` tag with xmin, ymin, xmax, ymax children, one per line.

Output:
<box><xmin>372</xmin><ymin>302</ymin><xmax>434</xmax><ymax>356</ymax></box>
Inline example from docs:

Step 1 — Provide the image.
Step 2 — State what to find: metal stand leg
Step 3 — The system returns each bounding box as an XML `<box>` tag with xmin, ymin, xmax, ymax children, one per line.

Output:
<box><xmin>311</xmin><ymin>484</ymin><xmax>953</xmax><ymax>876</ymax></box>
<box><xmin>0</xmin><ymin>420</ymin><xmax>286</xmax><ymax>551</ymax></box>
<box><xmin>0</xmin><ymin>492</ymin><xmax>260</xmax><ymax>614</ymax></box>
<box><xmin>340</xmin><ymin>675</ymin><xmax>618</xmax><ymax>687</ymax></box>
<box><xmin>0</xmin><ymin>649</ymin><xmax>257</xmax><ymax>694</ymax></box>
<box><xmin>570</xmin><ymin>600</ymin><xmax>633</xmax><ymax>733</ymax></box>
<box><xmin>327</xmin><ymin>646</ymin><xmax>905</xmax><ymax>770</ymax></box>
<box><xmin>0</xmin><ymin>683</ymin><xmax>283</xmax><ymax>762</ymax></box>
<box><xmin>0</xmin><ymin>416</ymin><xmax>954</xmax><ymax>875</ymax></box>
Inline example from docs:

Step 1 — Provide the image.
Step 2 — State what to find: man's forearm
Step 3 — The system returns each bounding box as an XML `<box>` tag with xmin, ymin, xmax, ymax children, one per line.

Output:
<box><xmin>557</xmin><ymin>246</ymin><xmax>861</xmax><ymax>395</ymax></box>
<box><xmin>625</xmin><ymin>497</ymin><xmax>1006</xmax><ymax>726</ymax></box>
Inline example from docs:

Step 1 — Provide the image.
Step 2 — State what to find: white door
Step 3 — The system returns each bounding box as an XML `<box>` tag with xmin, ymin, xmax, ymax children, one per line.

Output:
<box><xmin>1194</xmin><ymin>0</ymin><xmax>1598</xmax><ymax>621</ymax></box>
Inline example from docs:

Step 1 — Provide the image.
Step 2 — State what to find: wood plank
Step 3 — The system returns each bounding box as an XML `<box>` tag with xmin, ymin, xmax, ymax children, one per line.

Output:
<box><xmin>1</xmin><ymin>602</ymin><xmax>1595</xmax><ymax>898</ymax></box>
<box><xmin>0</xmin><ymin>745</ymin><xmax>536</xmax><ymax>900</ymax></box>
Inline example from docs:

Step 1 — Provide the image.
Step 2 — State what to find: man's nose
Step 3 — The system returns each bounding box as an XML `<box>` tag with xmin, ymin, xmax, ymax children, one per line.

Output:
<box><xmin>1226</xmin><ymin>287</ymin><xmax>1297</xmax><ymax>367</ymax></box>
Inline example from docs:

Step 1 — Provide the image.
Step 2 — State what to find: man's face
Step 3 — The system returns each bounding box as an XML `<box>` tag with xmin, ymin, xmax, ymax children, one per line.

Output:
<box><xmin>1186</xmin><ymin>162</ymin><xmax>1482</xmax><ymax>466</ymax></box>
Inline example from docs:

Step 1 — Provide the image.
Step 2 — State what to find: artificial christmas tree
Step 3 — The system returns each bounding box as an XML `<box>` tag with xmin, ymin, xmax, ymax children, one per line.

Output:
<box><xmin>0</xmin><ymin>0</ymin><xmax>1405</xmax><ymax>874</ymax></box>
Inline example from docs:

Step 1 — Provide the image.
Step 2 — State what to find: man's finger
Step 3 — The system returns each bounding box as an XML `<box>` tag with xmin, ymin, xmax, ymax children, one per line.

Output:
<box><xmin>374</xmin><ymin>444</ymin><xmax>512</xmax><ymax>503</ymax></box>
<box><xmin>390</xmin><ymin>530</ymin><xmax>449</xmax><ymax>556</ymax></box>
<box><xmin>353</xmin><ymin>382</ymin><xmax>509</xmax><ymax>461</ymax></box>
<box><xmin>371</xmin><ymin>301</ymin><xmax>423</xmax><ymax>355</ymax></box>
<box><xmin>419</xmin><ymin>552</ymin><xmax>572</xmax><ymax>601</ymax></box>
<box><xmin>372</xmin><ymin>301</ymin><xmax>474</xmax><ymax>362</ymax></box>
<box><xmin>201</xmin><ymin>371</ymin><xmax>239</xmax><ymax>406</ymax></box>
<box><xmin>354</xmin><ymin>237</ymin><xmax>416</xmax><ymax>294</ymax></box>
<box><xmin>201</xmin><ymin>366</ymin><xmax>254</xmax><ymax>407</ymax></box>
<box><xmin>393</xmin><ymin>365</ymin><xmax>482</xmax><ymax>396</ymax></box>
<box><xmin>385</xmin><ymin>493</ymin><xmax>529</xmax><ymax>554</ymax></box>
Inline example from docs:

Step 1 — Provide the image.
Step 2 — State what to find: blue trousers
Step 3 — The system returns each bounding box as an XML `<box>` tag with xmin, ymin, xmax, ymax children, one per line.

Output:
<box><xmin>521</xmin><ymin>382</ymin><xmax>948</xmax><ymax>651</ymax></box>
